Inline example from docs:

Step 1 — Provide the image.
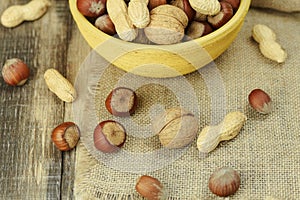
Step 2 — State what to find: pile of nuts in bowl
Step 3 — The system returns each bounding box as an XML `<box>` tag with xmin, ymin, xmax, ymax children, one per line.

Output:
<box><xmin>76</xmin><ymin>0</ymin><xmax>240</xmax><ymax>44</ymax></box>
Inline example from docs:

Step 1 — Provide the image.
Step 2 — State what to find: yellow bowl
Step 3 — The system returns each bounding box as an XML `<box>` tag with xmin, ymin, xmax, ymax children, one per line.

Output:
<box><xmin>69</xmin><ymin>0</ymin><xmax>251</xmax><ymax>78</ymax></box>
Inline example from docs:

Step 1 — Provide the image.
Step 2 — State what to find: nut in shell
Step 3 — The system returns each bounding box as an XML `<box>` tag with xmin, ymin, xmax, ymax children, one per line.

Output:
<box><xmin>144</xmin><ymin>5</ymin><xmax>189</xmax><ymax>44</ymax></box>
<box><xmin>170</xmin><ymin>0</ymin><xmax>196</xmax><ymax>21</ymax></box>
<box><xmin>207</xmin><ymin>1</ymin><xmax>233</xmax><ymax>29</ymax></box>
<box><xmin>2</xmin><ymin>58</ymin><xmax>30</xmax><ymax>86</ymax></box>
<box><xmin>93</xmin><ymin>120</ymin><xmax>127</xmax><ymax>153</ymax></box>
<box><xmin>128</xmin><ymin>0</ymin><xmax>150</xmax><ymax>28</ymax></box>
<box><xmin>209</xmin><ymin>167</ymin><xmax>241</xmax><ymax>197</ymax></box>
<box><xmin>44</xmin><ymin>68</ymin><xmax>76</xmax><ymax>102</ymax></box>
<box><xmin>105</xmin><ymin>87</ymin><xmax>138</xmax><ymax>117</ymax></box>
<box><xmin>248</xmin><ymin>89</ymin><xmax>272</xmax><ymax>114</ymax></box>
<box><xmin>189</xmin><ymin>0</ymin><xmax>221</xmax><ymax>15</ymax></box>
<box><xmin>152</xmin><ymin>107</ymin><xmax>199</xmax><ymax>148</ymax></box>
<box><xmin>135</xmin><ymin>175</ymin><xmax>166</xmax><ymax>200</ymax></box>
<box><xmin>51</xmin><ymin>122</ymin><xmax>80</xmax><ymax>151</ymax></box>
<box><xmin>197</xmin><ymin>111</ymin><xmax>246</xmax><ymax>153</ymax></box>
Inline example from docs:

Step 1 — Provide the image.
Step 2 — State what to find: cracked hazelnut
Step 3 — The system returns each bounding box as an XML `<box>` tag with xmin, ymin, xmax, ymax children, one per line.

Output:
<box><xmin>105</xmin><ymin>87</ymin><xmax>138</xmax><ymax>117</ymax></box>
<box><xmin>2</xmin><ymin>58</ymin><xmax>30</xmax><ymax>86</ymax></box>
<box><xmin>93</xmin><ymin>120</ymin><xmax>126</xmax><ymax>153</ymax></box>
<box><xmin>209</xmin><ymin>167</ymin><xmax>241</xmax><ymax>197</ymax></box>
<box><xmin>207</xmin><ymin>1</ymin><xmax>233</xmax><ymax>29</ymax></box>
<box><xmin>152</xmin><ymin>107</ymin><xmax>199</xmax><ymax>149</ymax></box>
<box><xmin>51</xmin><ymin>122</ymin><xmax>80</xmax><ymax>151</ymax></box>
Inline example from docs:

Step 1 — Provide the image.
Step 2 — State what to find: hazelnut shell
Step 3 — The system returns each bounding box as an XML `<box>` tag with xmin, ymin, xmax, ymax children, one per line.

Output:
<box><xmin>105</xmin><ymin>87</ymin><xmax>138</xmax><ymax>117</ymax></box>
<box><xmin>209</xmin><ymin>167</ymin><xmax>241</xmax><ymax>197</ymax></box>
<box><xmin>51</xmin><ymin>122</ymin><xmax>80</xmax><ymax>151</ymax></box>
<box><xmin>2</xmin><ymin>58</ymin><xmax>30</xmax><ymax>86</ymax></box>
<box><xmin>248</xmin><ymin>89</ymin><xmax>272</xmax><ymax>114</ymax></box>
<box><xmin>93</xmin><ymin>120</ymin><xmax>127</xmax><ymax>153</ymax></box>
<box><xmin>135</xmin><ymin>175</ymin><xmax>166</xmax><ymax>200</ymax></box>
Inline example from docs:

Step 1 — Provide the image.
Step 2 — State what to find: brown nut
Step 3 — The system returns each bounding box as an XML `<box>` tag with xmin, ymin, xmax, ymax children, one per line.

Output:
<box><xmin>170</xmin><ymin>0</ymin><xmax>196</xmax><ymax>21</ymax></box>
<box><xmin>186</xmin><ymin>21</ymin><xmax>213</xmax><ymax>40</ymax></box>
<box><xmin>152</xmin><ymin>107</ymin><xmax>199</xmax><ymax>148</ymax></box>
<box><xmin>221</xmin><ymin>0</ymin><xmax>240</xmax><ymax>11</ymax></box>
<box><xmin>2</xmin><ymin>58</ymin><xmax>30</xmax><ymax>86</ymax></box>
<box><xmin>209</xmin><ymin>167</ymin><xmax>241</xmax><ymax>197</ymax></box>
<box><xmin>248</xmin><ymin>89</ymin><xmax>272</xmax><ymax>114</ymax></box>
<box><xmin>95</xmin><ymin>14</ymin><xmax>116</xmax><ymax>35</ymax></box>
<box><xmin>144</xmin><ymin>5</ymin><xmax>188</xmax><ymax>44</ymax></box>
<box><xmin>105</xmin><ymin>87</ymin><xmax>138</xmax><ymax>117</ymax></box>
<box><xmin>207</xmin><ymin>1</ymin><xmax>233</xmax><ymax>29</ymax></box>
<box><xmin>148</xmin><ymin>0</ymin><xmax>167</xmax><ymax>10</ymax></box>
<box><xmin>135</xmin><ymin>175</ymin><xmax>166</xmax><ymax>200</ymax></box>
<box><xmin>77</xmin><ymin>0</ymin><xmax>106</xmax><ymax>18</ymax></box>
<box><xmin>93</xmin><ymin>120</ymin><xmax>126</xmax><ymax>153</ymax></box>
<box><xmin>51</xmin><ymin>122</ymin><xmax>80</xmax><ymax>151</ymax></box>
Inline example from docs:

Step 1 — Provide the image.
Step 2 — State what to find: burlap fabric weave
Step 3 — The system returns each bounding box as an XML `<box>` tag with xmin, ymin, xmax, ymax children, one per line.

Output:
<box><xmin>251</xmin><ymin>0</ymin><xmax>300</xmax><ymax>12</ymax></box>
<box><xmin>74</xmin><ymin>8</ymin><xmax>300</xmax><ymax>200</ymax></box>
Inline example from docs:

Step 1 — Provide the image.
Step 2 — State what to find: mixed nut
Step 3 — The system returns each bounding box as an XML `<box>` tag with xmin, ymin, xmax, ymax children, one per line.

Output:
<box><xmin>0</xmin><ymin>0</ymin><xmax>288</xmax><ymax>198</ymax></box>
<box><xmin>76</xmin><ymin>0</ymin><xmax>240</xmax><ymax>44</ymax></box>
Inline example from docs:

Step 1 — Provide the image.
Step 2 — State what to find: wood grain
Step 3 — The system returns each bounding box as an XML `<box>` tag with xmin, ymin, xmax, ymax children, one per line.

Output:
<box><xmin>0</xmin><ymin>0</ymin><xmax>89</xmax><ymax>199</ymax></box>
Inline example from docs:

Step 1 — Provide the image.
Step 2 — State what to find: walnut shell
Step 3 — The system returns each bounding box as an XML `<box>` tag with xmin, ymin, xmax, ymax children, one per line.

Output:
<box><xmin>152</xmin><ymin>107</ymin><xmax>199</xmax><ymax>148</ymax></box>
<box><xmin>144</xmin><ymin>5</ymin><xmax>189</xmax><ymax>44</ymax></box>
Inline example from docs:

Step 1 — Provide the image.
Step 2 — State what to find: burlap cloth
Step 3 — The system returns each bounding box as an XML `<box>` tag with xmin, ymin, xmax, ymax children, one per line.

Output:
<box><xmin>73</xmin><ymin>6</ymin><xmax>300</xmax><ymax>200</ymax></box>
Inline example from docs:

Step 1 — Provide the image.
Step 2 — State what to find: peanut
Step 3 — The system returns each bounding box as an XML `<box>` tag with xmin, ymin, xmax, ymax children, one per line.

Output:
<box><xmin>106</xmin><ymin>0</ymin><xmax>138</xmax><ymax>41</ymax></box>
<box><xmin>44</xmin><ymin>68</ymin><xmax>76</xmax><ymax>103</ymax></box>
<box><xmin>1</xmin><ymin>0</ymin><xmax>51</xmax><ymax>28</ymax></box>
<box><xmin>197</xmin><ymin>111</ymin><xmax>246</xmax><ymax>153</ymax></box>
<box><xmin>128</xmin><ymin>0</ymin><xmax>150</xmax><ymax>28</ymax></box>
<box><xmin>189</xmin><ymin>0</ymin><xmax>220</xmax><ymax>16</ymax></box>
<box><xmin>252</xmin><ymin>24</ymin><xmax>287</xmax><ymax>63</ymax></box>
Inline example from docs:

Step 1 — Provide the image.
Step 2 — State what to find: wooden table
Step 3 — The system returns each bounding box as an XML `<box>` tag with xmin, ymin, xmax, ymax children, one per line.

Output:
<box><xmin>0</xmin><ymin>1</ymin><xmax>90</xmax><ymax>199</ymax></box>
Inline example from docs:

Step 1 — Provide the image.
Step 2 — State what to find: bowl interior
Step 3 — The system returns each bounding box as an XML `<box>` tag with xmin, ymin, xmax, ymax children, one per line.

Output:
<box><xmin>69</xmin><ymin>0</ymin><xmax>251</xmax><ymax>77</ymax></box>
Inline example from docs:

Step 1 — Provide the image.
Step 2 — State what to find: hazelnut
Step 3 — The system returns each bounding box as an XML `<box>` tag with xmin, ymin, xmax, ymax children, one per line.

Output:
<box><xmin>148</xmin><ymin>0</ymin><xmax>167</xmax><ymax>10</ymax></box>
<box><xmin>95</xmin><ymin>14</ymin><xmax>116</xmax><ymax>36</ymax></box>
<box><xmin>135</xmin><ymin>175</ymin><xmax>166</xmax><ymax>200</ymax></box>
<box><xmin>170</xmin><ymin>0</ymin><xmax>196</xmax><ymax>21</ymax></box>
<box><xmin>248</xmin><ymin>89</ymin><xmax>272</xmax><ymax>114</ymax></box>
<box><xmin>2</xmin><ymin>58</ymin><xmax>30</xmax><ymax>86</ymax></box>
<box><xmin>105</xmin><ymin>87</ymin><xmax>138</xmax><ymax>117</ymax></box>
<box><xmin>51</xmin><ymin>122</ymin><xmax>80</xmax><ymax>151</ymax></box>
<box><xmin>77</xmin><ymin>0</ymin><xmax>106</xmax><ymax>18</ymax></box>
<box><xmin>186</xmin><ymin>21</ymin><xmax>213</xmax><ymax>39</ymax></box>
<box><xmin>152</xmin><ymin>107</ymin><xmax>199</xmax><ymax>148</ymax></box>
<box><xmin>207</xmin><ymin>1</ymin><xmax>233</xmax><ymax>29</ymax></box>
<box><xmin>209</xmin><ymin>167</ymin><xmax>241</xmax><ymax>197</ymax></box>
<box><xmin>93</xmin><ymin>120</ymin><xmax>126</xmax><ymax>153</ymax></box>
<box><xmin>194</xmin><ymin>12</ymin><xmax>207</xmax><ymax>22</ymax></box>
<box><xmin>221</xmin><ymin>0</ymin><xmax>240</xmax><ymax>11</ymax></box>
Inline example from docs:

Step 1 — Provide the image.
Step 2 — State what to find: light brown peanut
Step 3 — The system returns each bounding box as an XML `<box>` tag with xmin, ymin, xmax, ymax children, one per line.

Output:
<box><xmin>189</xmin><ymin>0</ymin><xmax>220</xmax><ymax>15</ymax></box>
<box><xmin>106</xmin><ymin>0</ymin><xmax>138</xmax><ymax>41</ymax></box>
<box><xmin>1</xmin><ymin>0</ymin><xmax>51</xmax><ymax>28</ymax></box>
<box><xmin>44</xmin><ymin>68</ymin><xmax>76</xmax><ymax>103</ymax></box>
<box><xmin>128</xmin><ymin>0</ymin><xmax>150</xmax><ymax>28</ymax></box>
<box><xmin>197</xmin><ymin>111</ymin><xmax>246</xmax><ymax>153</ymax></box>
<box><xmin>252</xmin><ymin>24</ymin><xmax>287</xmax><ymax>63</ymax></box>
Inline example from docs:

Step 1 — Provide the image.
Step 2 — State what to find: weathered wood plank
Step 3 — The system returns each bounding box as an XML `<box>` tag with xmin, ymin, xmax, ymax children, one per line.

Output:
<box><xmin>0</xmin><ymin>0</ymin><xmax>75</xmax><ymax>199</ymax></box>
<box><xmin>61</xmin><ymin>16</ymin><xmax>92</xmax><ymax>200</ymax></box>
